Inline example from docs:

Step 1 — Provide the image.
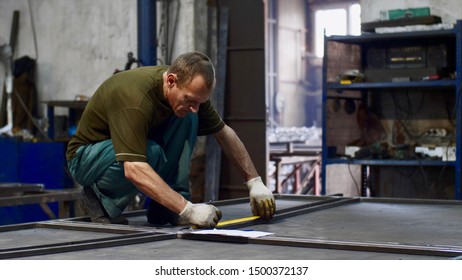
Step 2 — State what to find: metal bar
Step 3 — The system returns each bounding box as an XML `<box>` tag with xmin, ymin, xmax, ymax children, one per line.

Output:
<box><xmin>9</xmin><ymin>10</ymin><xmax>19</xmax><ymax>54</ymax></box>
<box><xmin>275</xmin><ymin>158</ymin><xmax>282</xmax><ymax>193</ymax></box>
<box><xmin>251</xmin><ymin>236</ymin><xmax>462</xmax><ymax>258</ymax></box>
<box><xmin>0</xmin><ymin>222</ymin><xmax>37</xmax><ymax>232</ymax></box>
<box><xmin>39</xmin><ymin>220</ymin><xmax>183</xmax><ymax>235</ymax></box>
<box><xmin>216</xmin><ymin>197</ymin><xmax>358</xmax><ymax>229</ymax></box>
<box><xmin>0</xmin><ymin>218</ymin><xmax>180</xmax><ymax>259</ymax></box>
<box><xmin>279</xmin><ymin>163</ymin><xmax>303</xmax><ymax>189</ymax></box>
<box><xmin>0</xmin><ymin>183</ymin><xmax>44</xmax><ymax>195</ymax></box>
<box><xmin>271</xmin><ymin>197</ymin><xmax>359</xmax><ymax>222</ymax></box>
<box><xmin>213</xmin><ymin>197</ymin><xmax>347</xmax><ymax>228</ymax></box>
<box><xmin>210</xmin><ymin>197</ymin><xmax>250</xmax><ymax>206</ymax></box>
<box><xmin>211</xmin><ymin>194</ymin><xmax>347</xmax><ymax>207</ymax></box>
<box><xmin>35</xmin><ymin>220</ymin><xmax>149</xmax><ymax>235</ymax></box>
<box><xmin>320</xmin><ymin>33</ymin><xmax>329</xmax><ymax>196</ymax></box>
<box><xmin>67</xmin><ymin>209</ymin><xmax>148</xmax><ymax>223</ymax></box>
<box><xmin>0</xmin><ymin>220</ymin><xmax>173</xmax><ymax>253</ymax></box>
<box><xmin>273</xmin><ymin>193</ymin><xmax>331</xmax><ymax>201</ymax></box>
<box><xmin>359</xmin><ymin>196</ymin><xmax>462</xmax><ymax>206</ymax></box>
<box><xmin>275</xmin><ymin>197</ymin><xmax>346</xmax><ymax>215</ymax></box>
<box><xmin>0</xmin><ymin>231</ymin><xmax>151</xmax><ymax>254</ymax></box>
<box><xmin>0</xmin><ymin>232</ymin><xmax>175</xmax><ymax>259</ymax></box>
<box><xmin>0</xmin><ymin>190</ymin><xmax>80</xmax><ymax>207</ymax></box>
<box><xmin>455</xmin><ymin>20</ymin><xmax>462</xmax><ymax>199</ymax></box>
<box><xmin>210</xmin><ymin>194</ymin><xmax>343</xmax><ymax>207</ymax></box>
<box><xmin>39</xmin><ymin>203</ymin><xmax>57</xmax><ymax>219</ymax></box>
<box><xmin>361</xmin><ymin>165</ymin><xmax>368</xmax><ymax>196</ymax></box>
<box><xmin>58</xmin><ymin>201</ymin><xmax>69</xmax><ymax>219</ymax></box>
<box><xmin>180</xmin><ymin>229</ymin><xmax>462</xmax><ymax>258</ymax></box>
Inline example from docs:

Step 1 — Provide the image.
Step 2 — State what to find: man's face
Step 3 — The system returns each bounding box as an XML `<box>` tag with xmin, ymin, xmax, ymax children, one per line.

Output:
<box><xmin>166</xmin><ymin>74</ymin><xmax>211</xmax><ymax>117</ymax></box>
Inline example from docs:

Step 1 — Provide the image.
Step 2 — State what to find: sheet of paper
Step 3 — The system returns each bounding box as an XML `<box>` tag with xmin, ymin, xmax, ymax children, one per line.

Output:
<box><xmin>191</xmin><ymin>229</ymin><xmax>273</xmax><ymax>238</ymax></box>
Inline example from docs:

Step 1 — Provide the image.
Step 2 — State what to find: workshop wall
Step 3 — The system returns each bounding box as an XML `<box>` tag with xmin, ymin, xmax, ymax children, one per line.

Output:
<box><xmin>0</xmin><ymin>0</ymin><xmax>137</xmax><ymax>116</ymax></box>
<box><xmin>0</xmin><ymin>0</ymin><xmax>137</xmax><ymax>117</ymax></box>
<box><xmin>0</xmin><ymin>0</ymin><xmax>201</xmax><ymax>118</ymax></box>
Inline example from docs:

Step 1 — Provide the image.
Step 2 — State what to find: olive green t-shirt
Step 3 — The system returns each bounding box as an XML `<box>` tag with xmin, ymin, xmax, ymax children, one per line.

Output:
<box><xmin>66</xmin><ymin>66</ymin><xmax>224</xmax><ymax>162</ymax></box>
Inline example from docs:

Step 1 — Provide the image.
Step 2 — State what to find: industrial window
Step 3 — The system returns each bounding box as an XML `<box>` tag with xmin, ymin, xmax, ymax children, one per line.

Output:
<box><xmin>314</xmin><ymin>3</ymin><xmax>361</xmax><ymax>57</ymax></box>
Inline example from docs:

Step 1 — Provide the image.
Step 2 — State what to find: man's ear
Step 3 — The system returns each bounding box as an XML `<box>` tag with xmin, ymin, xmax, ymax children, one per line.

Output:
<box><xmin>167</xmin><ymin>73</ymin><xmax>177</xmax><ymax>88</ymax></box>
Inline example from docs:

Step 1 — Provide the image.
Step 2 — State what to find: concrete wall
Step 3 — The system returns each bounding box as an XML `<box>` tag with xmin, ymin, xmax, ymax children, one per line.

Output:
<box><xmin>0</xmin><ymin>0</ymin><xmax>201</xmax><ymax>117</ymax></box>
<box><xmin>360</xmin><ymin>0</ymin><xmax>462</xmax><ymax>24</ymax></box>
<box><xmin>0</xmin><ymin>0</ymin><xmax>137</xmax><ymax>116</ymax></box>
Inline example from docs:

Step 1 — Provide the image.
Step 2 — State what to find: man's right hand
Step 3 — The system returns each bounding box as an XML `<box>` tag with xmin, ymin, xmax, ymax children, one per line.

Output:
<box><xmin>177</xmin><ymin>201</ymin><xmax>222</xmax><ymax>228</ymax></box>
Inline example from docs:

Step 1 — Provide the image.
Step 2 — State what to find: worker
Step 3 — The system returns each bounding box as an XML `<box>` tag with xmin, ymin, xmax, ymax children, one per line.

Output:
<box><xmin>66</xmin><ymin>51</ymin><xmax>276</xmax><ymax>228</ymax></box>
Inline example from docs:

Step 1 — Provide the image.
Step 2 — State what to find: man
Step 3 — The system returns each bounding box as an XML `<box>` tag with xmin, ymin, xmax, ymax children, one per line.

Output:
<box><xmin>67</xmin><ymin>52</ymin><xmax>275</xmax><ymax>228</ymax></box>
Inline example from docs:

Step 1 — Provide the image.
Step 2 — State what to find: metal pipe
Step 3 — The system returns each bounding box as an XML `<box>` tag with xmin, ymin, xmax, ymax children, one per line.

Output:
<box><xmin>137</xmin><ymin>0</ymin><xmax>157</xmax><ymax>66</ymax></box>
<box><xmin>0</xmin><ymin>42</ymin><xmax>13</xmax><ymax>135</ymax></box>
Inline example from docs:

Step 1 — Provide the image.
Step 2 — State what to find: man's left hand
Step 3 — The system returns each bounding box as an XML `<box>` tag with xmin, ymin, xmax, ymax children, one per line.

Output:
<box><xmin>246</xmin><ymin>177</ymin><xmax>276</xmax><ymax>220</ymax></box>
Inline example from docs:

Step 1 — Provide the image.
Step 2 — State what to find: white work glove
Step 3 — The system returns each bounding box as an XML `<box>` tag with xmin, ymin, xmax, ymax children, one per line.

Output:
<box><xmin>246</xmin><ymin>176</ymin><xmax>276</xmax><ymax>220</ymax></box>
<box><xmin>177</xmin><ymin>201</ymin><xmax>222</xmax><ymax>228</ymax></box>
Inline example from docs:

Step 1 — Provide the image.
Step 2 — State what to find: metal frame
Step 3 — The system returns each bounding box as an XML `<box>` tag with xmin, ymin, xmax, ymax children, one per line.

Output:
<box><xmin>2</xmin><ymin>195</ymin><xmax>462</xmax><ymax>259</ymax></box>
<box><xmin>180</xmin><ymin>196</ymin><xmax>462</xmax><ymax>258</ymax></box>
<box><xmin>0</xmin><ymin>220</ymin><xmax>176</xmax><ymax>259</ymax></box>
<box><xmin>180</xmin><ymin>233</ymin><xmax>462</xmax><ymax>258</ymax></box>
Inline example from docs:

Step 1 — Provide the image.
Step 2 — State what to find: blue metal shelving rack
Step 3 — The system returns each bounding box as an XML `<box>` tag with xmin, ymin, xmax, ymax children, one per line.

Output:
<box><xmin>321</xmin><ymin>20</ymin><xmax>462</xmax><ymax>200</ymax></box>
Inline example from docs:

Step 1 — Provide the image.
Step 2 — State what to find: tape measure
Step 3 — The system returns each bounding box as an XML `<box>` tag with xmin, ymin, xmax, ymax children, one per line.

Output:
<box><xmin>216</xmin><ymin>215</ymin><xmax>260</xmax><ymax>227</ymax></box>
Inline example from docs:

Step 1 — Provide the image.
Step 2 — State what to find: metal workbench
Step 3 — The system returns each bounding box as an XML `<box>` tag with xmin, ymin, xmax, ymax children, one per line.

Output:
<box><xmin>1</xmin><ymin>195</ymin><xmax>461</xmax><ymax>260</ymax></box>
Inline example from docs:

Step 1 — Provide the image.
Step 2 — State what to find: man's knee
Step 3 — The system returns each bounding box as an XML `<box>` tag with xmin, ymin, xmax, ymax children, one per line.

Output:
<box><xmin>146</xmin><ymin>140</ymin><xmax>167</xmax><ymax>169</ymax></box>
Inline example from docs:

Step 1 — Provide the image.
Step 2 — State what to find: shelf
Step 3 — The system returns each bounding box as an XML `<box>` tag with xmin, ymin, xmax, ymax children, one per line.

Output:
<box><xmin>324</xmin><ymin>158</ymin><xmax>456</xmax><ymax>167</ymax></box>
<box><xmin>327</xmin><ymin>28</ymin><xmax>456</xmax><ymax>44</ymax></box>
<box><xmin>321</xmin><ymin>20</ymin><xmax>462</xmax><ymax>199</ymax></box>
<box><xmin>327</xmin><ymin>80</ymin><xmax>456</xmax><ymax>90</ymax></box>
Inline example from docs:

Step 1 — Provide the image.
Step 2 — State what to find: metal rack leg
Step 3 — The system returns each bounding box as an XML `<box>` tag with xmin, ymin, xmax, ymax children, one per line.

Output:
<box><xmin>361</xmin><ymin>165</ymin><xmax>368</xmax><ymax>197</ymax></box>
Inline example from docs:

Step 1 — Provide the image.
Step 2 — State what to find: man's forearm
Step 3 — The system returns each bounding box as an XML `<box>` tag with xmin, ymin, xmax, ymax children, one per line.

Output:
<box><xmin>214</xmin><ymin>125</ymin><xmax>276</xmax><ymax>220</ymax></box>
<box><xmin>213</xmin><ymin>125</ymin><xmax>259</xmax><ymax>181</ymax></box>
<box><xmin>123</xmin><ymin>161</ymin><xmax>187</xmax><ymax>214</ymax></box>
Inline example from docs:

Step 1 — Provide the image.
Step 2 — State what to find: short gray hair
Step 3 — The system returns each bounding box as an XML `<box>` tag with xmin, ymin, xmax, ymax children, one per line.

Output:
<box><xmin>168</xmin><ymin>52</ymin><xmax>216</xmax><ymax>92</ymax></box>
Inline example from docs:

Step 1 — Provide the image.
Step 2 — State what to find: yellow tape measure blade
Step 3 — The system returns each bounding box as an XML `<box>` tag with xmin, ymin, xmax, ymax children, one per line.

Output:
<box><xmin>217</xmin><ymin>215</ymin><xmax>260</xmax><ymax>227</ymax></box>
